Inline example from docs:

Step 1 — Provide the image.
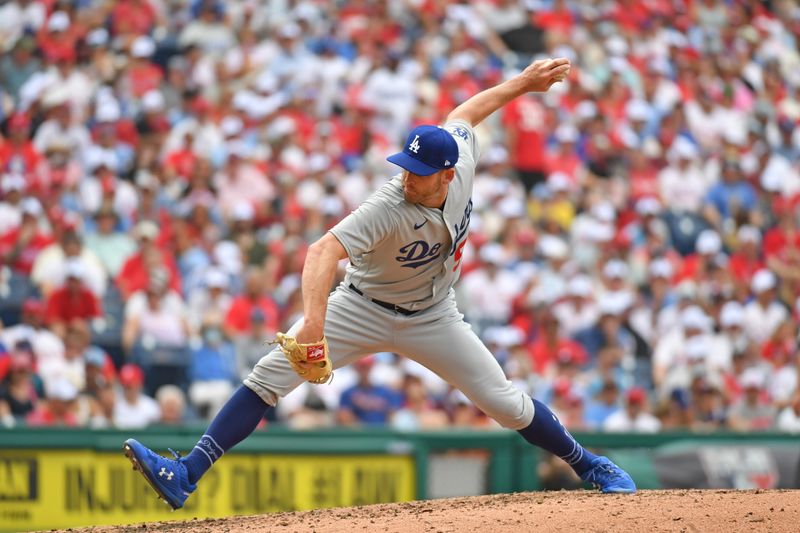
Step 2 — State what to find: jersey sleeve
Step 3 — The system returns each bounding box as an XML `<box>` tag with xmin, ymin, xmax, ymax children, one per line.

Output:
<box><xmin>329</xmin><ymin>192</ymin><xmax>396</xmax><ymax>263</ymax></box>
<box><xmin>443</xmin><ymin>119</ymin><xmax>481</xmax><ymax>170</ymax></box>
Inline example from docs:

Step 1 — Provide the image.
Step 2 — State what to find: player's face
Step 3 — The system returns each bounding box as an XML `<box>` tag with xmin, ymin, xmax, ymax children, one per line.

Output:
<box><xmin>401</xmin><ymin>169</ymin><xmax>450</xmax><ymax>207</ymax></box>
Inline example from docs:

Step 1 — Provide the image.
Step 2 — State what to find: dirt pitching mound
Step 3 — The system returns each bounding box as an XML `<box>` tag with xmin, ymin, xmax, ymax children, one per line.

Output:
<box><xmin>62</xmin><ymin>489</ymin><xmax>799</xmax><ymax>533</ymax></box>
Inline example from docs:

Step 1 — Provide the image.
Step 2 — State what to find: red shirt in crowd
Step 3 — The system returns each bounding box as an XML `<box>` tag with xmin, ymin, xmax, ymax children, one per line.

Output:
<box><xmin>763</xmin><ymin>227</ymin><xmax>800</xmax><ymax>259</ymax></box>
<box><xmin>111</xmin><ymin>0</ymin><xmax>157</xmax><ymax>36</ymax></box>
<box><xmin>164</xmin><ymin>148</ymin><xmax>198</xmax><ymax>181</ymax></box>
<box><xmin>502</xmin><ymin>97</ymin><xmax>547</xmax><ymax>172</ymax></box>
<box><xmin>45</xmin><ymin>286</ymin><xmax>102</xmax><ymax>324</ymax></box>
<box><xmin>628</xmin><ymin>163</ymin><xmax>660</xmax><ymax>200</ymax></box>
<box><xmin>544</xmin><ymin>148</ymin><xmax>582</xmax><ymax>184</ymax></box>
<box><xmin>0</xmin><ymin>228</ymin><xmax>54</xmax><ymax>274</ymax></box>
<box><xmin>224</xmin><ymin>296</ymin><xmax>280</xmax><ymax>335</ymax></box>
<box><xmin>116</xmin><ymin>251</ymin><xmax>182</xmax><ymax>298</ymax></box>
<box><xmin>36</xmin><ymin>33</ymin><xmax>79</xmax><ymax>64</ymax></box>
<box><xmin>125</xmin><ymin>62</ymin><xmax>164</xmax><ymax>98</ymax></box>
<box><xmin>0</xmin><ymin>141</ymin><xmax>42</xmax><ymax>176</ymax></box>
<box><xmin>532</xmin><ymin>7</ymin><xmax>574</xmax><ymax>33</ymax></box>
<box><xmin>728</xmin><ymin>253</ymin><xmax>765</xmax><ymax>281</ymax></box>
<box><xmin>527</xmin><ymin>338</ymin><xmax>588</xmax><ymax>375</ymax></box>
<box><xmin>26</xmin><ymin>406</ymin><xmax>79</xmax><ymax>427</ymax></box>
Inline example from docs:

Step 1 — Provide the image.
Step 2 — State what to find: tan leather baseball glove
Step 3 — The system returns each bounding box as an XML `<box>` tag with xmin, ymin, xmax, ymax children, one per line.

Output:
<box><xmin>271</xmin><ymin>332</ymin><xmax>333</xmax><ymax>384</ymax></box>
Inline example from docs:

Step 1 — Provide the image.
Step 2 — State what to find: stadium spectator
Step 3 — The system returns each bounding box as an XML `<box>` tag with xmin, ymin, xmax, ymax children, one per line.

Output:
<box><xmin>553</xmin><ymin>275</ymin><xmax>598</xmax><ymax>338</ymax></box>
<box><xmin>116</xmin><ymin>220</ymin><xmax>181</xmax><ymax>299</ymax></box>
<box><xmin>31</xmin><ymin>221</ymin><xmax>107</xmax><ymax>297</ymax></box>
<box><xmin>762</xmin><ymin>320</ymin><xmax>798</xmax><ymax>409</ymax></box>
<box><xmin>0</xmin><ymin>36</ymin><xmax>41</xmax><ymax>101</ymax></box>
<box><xmin>744</xmin><ymin>269</ymin><xmax>789</xmax><ymax>346</ymax></box>
<box><xmin>0</xmin><ymin>197</ymin><xmax>52</xmax><ymax>275</ymax></box>
<box><xmin>727</xmin><ymin>225</ymin><xmax>765</xmax><ymax>293</ymax></box>
<box><xmin>223</xmin><ymin>268</ymin><xmax>280</xmax><ymax>339</ymax></box>
<box><xmin>727</xmin><ymin>369</ymin><xmax>776</xmax><ymax>431</ymax></box>
<box><xmin>0</xmin><ymin>299</ymin><xmax>65</xmax><ymax>369</ymax></box>
<box><xmin>391</xmin><ymin>374</ymin><xmax>450</xmax><ymax>431</ymax></box>
<box><xmin>122</xmin><ymin>267</ymin><xmax>191</xmax><ymax>359</ymax></box>
<box><xmin>156</xmin><ymin>385</ymin><xmax>189</xmax><ymax>426</ymax></box>
<box><xmin>690</xmin><ymin>378</ymin><xmax>727</xmax><ymax>432</ymax></box>
<box><xmin>603</xmin><ymin>387</ymin><xmax>662</xmax><ymax>433</ymax></box>
<box><xmin>710</xmin><ymin>301</ymin><xmax>749</xmax><ymax>375</ymax></box>
<box><xmin>0</xmin><ymin>173</ymin><xmax>26</xmax><ymax>234</ymax></box>
<box><xmin>702</xmin><ymin>159</ymin><xmax>758</xmax><ymax>230</ymax></box>
<box><xmin>83</xmin><ymin>206</ymin><xmax>137</xmax><ymax>278</ymax></box>
<box><xmin>574</xmin><ymin>293</ymin><xmax>636</xmax><ymax>364</ymax></box>
<box><xmin>86</xmin><ymin>382</ymin><xmax>116</xmax><ymax>429</ymax></box>
<box><xmin>0</xmin><ymin>348</ymin><xmax>39</xmax><ymax>427</ymax></box>
<box><xmin>233</xmin><ymin>308</ymin><xmax>273</xmax><ymax>380</ymax></box>
<box><xmin>583</xmin><ymin>380</ymin><xmax>620</xmax><ymax>430</ymax></box>
<box><xmin>653</xmin><ymin>305</ymin><xmax>712</xmax><ymax>391</ymax></box>
<box><xmin>188</xmin><ymin>324</ymin><xmax>237</xmax><ymax>420</ymax></box>
<box><xmin>26</xmin><ymin>376</ymin><xmax>79</xmax><ymax>427</ymax></box>
<box><xmin>44</xmin><ymin>259</ymin><xmax>102</xmax><ymax>338</ymax></box>
<box><xmin>528</xmin><ymin>310</ymin><xmax>588</xmax><ymax>376</ymax></box>
<box><xmin>776</xmin><ymin>392</ymin><xmax>800</xmax><ymax>433</ymax></box>
<box><xmin>186</xmin><ymin>268</ymin><xmax>233</xmax><ymax>332</ymax></box>
<box><xmin>113</xmin><ymin>363</ymin><xmax>159</xmax><ymax>429</ymax></box>
<box><xmin>337</xmin><ymin>358</ymin><xmax>403</xmax><ymax>427</ymax></box>
<box><xmin>460</xmin><ymin>242</ymin><xmax>523</xmax><ymax>332</ymax></box>
<box><xmin>0</xmin><ymin>112</ymin><xmax>41</xmax><ymax>178</ymax></box>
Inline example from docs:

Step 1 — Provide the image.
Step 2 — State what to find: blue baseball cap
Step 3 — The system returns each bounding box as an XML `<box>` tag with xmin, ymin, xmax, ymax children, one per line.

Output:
<box><xmin>387</xmin><ymin>125</ymin><xmax>459</xmax><ymax>176</ymax></box>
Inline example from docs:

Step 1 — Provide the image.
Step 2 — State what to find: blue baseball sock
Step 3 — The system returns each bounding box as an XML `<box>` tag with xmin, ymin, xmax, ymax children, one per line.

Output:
<box><xmin>182</xmin><ymin>385</ymin><xmax>268</xmax><ymax>484</ymax></box>
<box><xmin>517</xmin><ymin>398</ymin><xmax>597</xmax><ymax>476</ymax></box>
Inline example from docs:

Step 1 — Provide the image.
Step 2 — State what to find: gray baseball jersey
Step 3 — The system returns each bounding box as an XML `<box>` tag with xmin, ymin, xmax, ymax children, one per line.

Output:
<box><xmin>245</xmin><ymin>119</ymin><xmax>533</xmax><ymax>431</ymax></box>
<box><xmin>329</xmin><ymin>120</ymin><xmax>479</xmax><ymax>311</ymax></box>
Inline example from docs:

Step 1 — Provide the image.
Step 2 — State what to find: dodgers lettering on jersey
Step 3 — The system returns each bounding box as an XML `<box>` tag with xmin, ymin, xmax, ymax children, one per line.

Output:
<box><xmin>330</xmin><ymin>120</ymin><xmax>481</xmax><ymax>310</ymax></box>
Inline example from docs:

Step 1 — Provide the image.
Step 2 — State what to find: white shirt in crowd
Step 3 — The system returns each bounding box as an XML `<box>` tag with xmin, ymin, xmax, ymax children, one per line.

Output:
<box><xmin>553</xmin><ymin>300</ymin><xmax>599</xmax><ymax>337</ymax></box>
<box><xmin>603</xmin><ymin>409</ymin><xmax>662</xmax><ymax>433</ymax></box>
<box><xmin>776</xmin><ymin>406</ymin><xmax>800</xmax><ymax>433</ymax></box>
<box><xmin>0</xmin><ymin>201</ymin><xmax>21</xmax><ymax>234</ymax></box>
<box><xmin>30</xmin><ymin>245</ymin><xmax>107</xmax><ymax>296</ymax></box>
<box><xmin>113</xmin><ymin>393</ymin><xmax>160</xmax><ymax>429</ymax></box>
<box><xmin>743</xmin><ymin>300</ymin><xmax>788</xmax><ymax>345</ymax></box>
<box><xmin>125</xmin><ymin>291</ymin><xmax>189</xmax><ymax>347</ymax></box>
<box><xmin>460</xmin><ymin>268</ymin><xmax>523</xmax><ymax>325</ymax></box>
<box><xmin>658</xmin><ymin>163</ymin><xmax>710</xmax><ymax>212</ymax></box>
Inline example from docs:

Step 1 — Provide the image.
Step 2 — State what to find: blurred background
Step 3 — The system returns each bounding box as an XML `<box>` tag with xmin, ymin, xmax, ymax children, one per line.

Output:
<box><xmin>0</xmin><ymin>0</ymin><xmax>799</xmax><ymax>530</ymax></box>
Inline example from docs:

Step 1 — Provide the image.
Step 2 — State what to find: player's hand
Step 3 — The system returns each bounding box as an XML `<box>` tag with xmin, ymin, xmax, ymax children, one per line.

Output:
<box><xmin>518</xmin><ymin>58</ymin><xmax>571</xmax><ymax>92</ymax></box>
<box><xmin>294</xmin><ymin>321</ymin><xmax>324</xmax><ymax>345</ymax></box>
<box><xmin>270</xmin><ymin>330</ymin><xmax>333</xmax><ymax>384</ymax></box>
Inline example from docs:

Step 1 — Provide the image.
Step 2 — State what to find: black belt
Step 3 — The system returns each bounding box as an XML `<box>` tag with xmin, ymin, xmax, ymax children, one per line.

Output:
<box><xmin>348</xmin><ymin>284</ymin><xmax>419</xmax><ymax>316</ymax></box>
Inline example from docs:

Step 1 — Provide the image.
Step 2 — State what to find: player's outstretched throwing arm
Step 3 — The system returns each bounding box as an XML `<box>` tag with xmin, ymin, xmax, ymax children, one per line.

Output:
<box><xmin>446</xmin><ymin>57</ymin><xmax>570</xmax><ymax>127</ymax></box>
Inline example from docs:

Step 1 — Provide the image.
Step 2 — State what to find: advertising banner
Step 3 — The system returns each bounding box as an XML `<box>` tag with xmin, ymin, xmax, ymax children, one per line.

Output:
<box><xmin>0</xmin><ymin>450</ymin><xmax>415</xmax><ymax>532</ymax></box>
<box><xmin>652</xmin><ymin>444</ymin><xmax>800</xmax><ymax>489</ymax></box>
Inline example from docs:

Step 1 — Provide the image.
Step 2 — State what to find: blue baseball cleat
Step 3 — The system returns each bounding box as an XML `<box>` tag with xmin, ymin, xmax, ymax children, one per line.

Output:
<box><xmin>123</xmin><ymin>438</ymin><xmax>196</xmax><ymax>509</ymax></box>
<box><xmin>580</xmin><ymin>456</ymin><xmax>637</xmax><ymax>494</ymax></box>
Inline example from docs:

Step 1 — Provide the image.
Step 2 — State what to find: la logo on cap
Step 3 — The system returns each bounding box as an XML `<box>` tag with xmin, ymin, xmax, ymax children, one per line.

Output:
<box><xmin>387</xmin><ymin>124</ymin><xmax>460</xmax><ymax>176</ymax></box>
<box><xmin>408</xmin><ymin>135</ymin><xmax>421</xmax><ymax>153</ymax></box>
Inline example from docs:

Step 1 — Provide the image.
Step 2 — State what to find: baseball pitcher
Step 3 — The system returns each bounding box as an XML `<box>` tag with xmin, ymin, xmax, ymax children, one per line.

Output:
<box><xmin>124</xmin><ymin>57</ymin><xmax>635</xmax><ymax>510</ymax></box>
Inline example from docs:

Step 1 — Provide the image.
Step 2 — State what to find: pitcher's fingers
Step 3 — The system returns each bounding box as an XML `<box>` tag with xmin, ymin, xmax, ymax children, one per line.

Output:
<box><xmin>553</xmin><ymin>64</ymin><xmax>571</xmax><ymax>77</ymax></box>
<box><xmin>550</xmin><ymin>57</ymin><xmax>571</xmax><ymax>68</ymax></box>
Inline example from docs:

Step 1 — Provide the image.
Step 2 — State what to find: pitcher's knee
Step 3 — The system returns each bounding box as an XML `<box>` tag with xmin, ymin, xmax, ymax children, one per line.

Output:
<box><xmin>242</xmin><ymin>376</ymin><xmax>279</xmax><ymax>406</ymax></box>
<box><xmin>477</xmin><ymin>390</ymin><xmax>534</xmax><ymax>430</ymax></box>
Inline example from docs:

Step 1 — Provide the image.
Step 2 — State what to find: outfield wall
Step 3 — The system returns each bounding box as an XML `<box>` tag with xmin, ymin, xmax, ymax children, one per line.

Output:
<box><xmin>1</xmin><ymin>428</ymin><xmax>798</xmax><ymax>531</ymax></box>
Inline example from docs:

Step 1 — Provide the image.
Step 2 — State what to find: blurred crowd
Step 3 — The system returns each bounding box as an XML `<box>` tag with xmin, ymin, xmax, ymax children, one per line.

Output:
<box><xmin>1</xmin><ymin>0</ymin><xmax>800</xmax><ymax>434</ymax></box>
